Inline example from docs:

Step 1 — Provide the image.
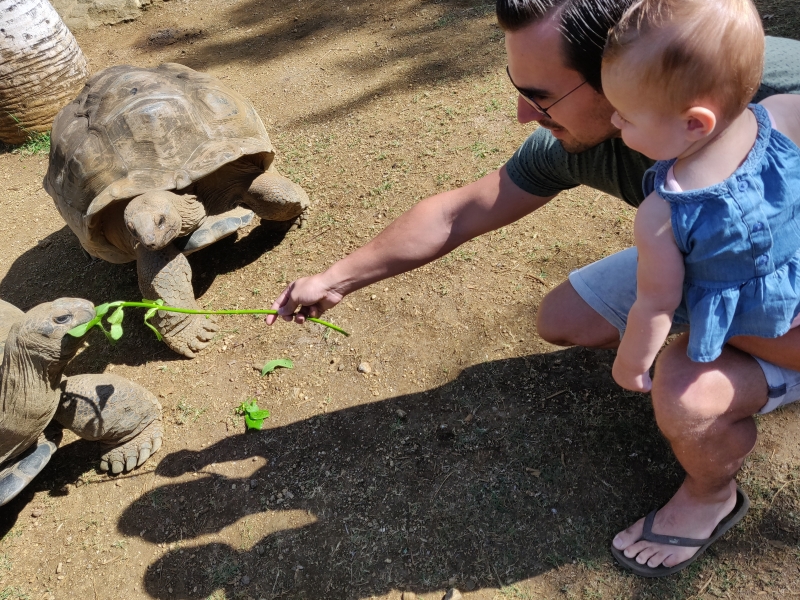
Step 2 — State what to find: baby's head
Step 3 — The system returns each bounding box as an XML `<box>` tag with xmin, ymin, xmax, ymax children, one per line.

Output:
<box><xmin>601</xmin><ymin>0</ymin><xmax>764</xmax><ymax>160</ymax></box>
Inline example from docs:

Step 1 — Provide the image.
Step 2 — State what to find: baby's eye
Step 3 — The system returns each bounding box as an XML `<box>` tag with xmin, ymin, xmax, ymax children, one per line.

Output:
<box><xmin>615</xmin><ymin>111</ymin><xmax>629</xmax><ymax>124</ymax></box>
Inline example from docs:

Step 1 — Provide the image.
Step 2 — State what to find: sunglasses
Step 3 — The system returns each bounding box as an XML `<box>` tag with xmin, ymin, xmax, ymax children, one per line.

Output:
<box><xmin>506</xmin><ymin>65</ymin><xmax>587</xmax><ymax>119</ymax></box>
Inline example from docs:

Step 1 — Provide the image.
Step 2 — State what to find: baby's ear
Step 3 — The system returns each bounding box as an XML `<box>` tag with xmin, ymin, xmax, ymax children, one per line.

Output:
<box><xmin>683</xmin><ymin>106</ymin><xmax>717</xmax><ymax>140</ymax></box>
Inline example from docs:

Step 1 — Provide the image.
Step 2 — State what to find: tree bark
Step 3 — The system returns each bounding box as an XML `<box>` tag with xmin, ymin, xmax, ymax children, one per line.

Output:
<box><xmin>0</xmin><ymin>0</ymin><xmax>88</xmax><ymax>144</ymax></box>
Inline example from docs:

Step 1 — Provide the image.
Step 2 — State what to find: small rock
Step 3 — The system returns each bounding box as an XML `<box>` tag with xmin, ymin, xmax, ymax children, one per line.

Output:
<box><xmin>36</xmin><ymin>239</ymin><xmax>51</xmax><ymax>249</ymax></box>
<box><xmin>75</xmin><ymin>479</ymin><xmax>84</xmax><ymax>487</ymax></box>
<box><xmin>448</xmin><ymin>577</ymin><xmax>457</xmax><ymax>586</ymax></box>
<box><xmin>396</xmin><ymin>408</ymin><xmax>407</xmax><ymax>419</ymax></box>
<box><xmin>250</xmin><ymin>479</ymin><xmax>258</xmax><ymax>488</ymax></box>
<box><xmin>443</xmin><ymin>589</ymin><xmax>463</xmax><ymax>600</ymax></box>
<box><xmin>357</xmin><ymin>362</ymin><xmax>372</xmax><ymax>374</ymax></box>
<box><xmin>465</xmin><ymin>579</ymin><xmax>477</xmax><ymax>591</ymax></box>
<box><xmin>241</xmin><ymin>575</ymin><xmax>250</xmax><ymax>586</ymax></box>
<box><xmin>31</xmin><ymin>508</ymin><xmax>42</xmax><ymax>518</ymax></box>
<box><xmin>56</xmin><ymin>562</ymin><xmax>63</xmax><ymax>574</ymax></box>
<box><xmin>256</xmin><ymin>546</ymin><xmax>265</xmax><ymax>556</ymax></box>
<box><xmin>337</xmin><ymin>364</ymin><xmax>345</xmax><ymax>371</ymax></box>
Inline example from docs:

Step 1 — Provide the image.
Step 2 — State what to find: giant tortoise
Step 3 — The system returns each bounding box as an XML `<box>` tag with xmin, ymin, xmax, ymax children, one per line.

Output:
<box><xmin>0</xmin><ymin>297</ymin><xmax>163</xmax><ymax>507</ymax></box>
<box><xmin>44</xmin><ymin>62</ymin><xmax>310</xmax><ymax>357</ymax></box>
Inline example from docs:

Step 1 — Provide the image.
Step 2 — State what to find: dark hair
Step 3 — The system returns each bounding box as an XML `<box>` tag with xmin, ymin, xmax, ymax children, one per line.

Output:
<box><xmin>496</xmin><ymin>0</ymin><xmax>635</xmax><ymax>91</ymax></box>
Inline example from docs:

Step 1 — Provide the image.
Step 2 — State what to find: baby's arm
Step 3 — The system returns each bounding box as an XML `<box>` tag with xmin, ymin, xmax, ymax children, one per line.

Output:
<box><xmin>612</xmin><ymin>191</ymin><xmax>684</xmax><ymax>392</ymax></box>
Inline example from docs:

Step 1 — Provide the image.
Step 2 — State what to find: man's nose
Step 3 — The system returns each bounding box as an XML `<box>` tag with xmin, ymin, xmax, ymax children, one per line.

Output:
<box><xmin>516</xmin><ymin>95</ymin><xmax>546</xmax><ymax>124</ymax></box>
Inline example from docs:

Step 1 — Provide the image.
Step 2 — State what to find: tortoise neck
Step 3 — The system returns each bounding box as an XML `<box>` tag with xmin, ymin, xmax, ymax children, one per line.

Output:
<box><xmin>0</xmin><ymin>327</ymin><xmax>64</xmax><ymax>465</ymax></box>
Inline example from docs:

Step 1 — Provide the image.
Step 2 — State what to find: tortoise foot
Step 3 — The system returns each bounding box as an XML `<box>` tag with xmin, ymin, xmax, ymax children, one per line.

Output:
<box><xmin>100</xmin><ymin>420</ymin><xmax>163</xmax><ymax>474</ymax></box>
<box><xmin>161</xmin><ymin>314</ymin><xmax>219</xmax><ymax>358</ymax></box>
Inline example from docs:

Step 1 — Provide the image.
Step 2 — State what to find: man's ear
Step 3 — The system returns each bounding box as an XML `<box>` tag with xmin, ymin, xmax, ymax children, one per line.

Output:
<box><xmin>683</xmin><ymin>106</ymin><xmax>716</xmax><ymax>140</ymax></box>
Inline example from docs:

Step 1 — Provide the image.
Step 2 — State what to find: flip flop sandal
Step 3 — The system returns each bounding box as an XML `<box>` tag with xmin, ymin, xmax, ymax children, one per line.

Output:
<box><xmin>611</xmin><ymin>485</ymin><xmax>750</xmax><ymax>578</ymax></box>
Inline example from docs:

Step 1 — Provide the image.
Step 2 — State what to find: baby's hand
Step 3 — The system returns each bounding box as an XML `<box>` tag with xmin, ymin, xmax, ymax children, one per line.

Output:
<box><xmin>612</xmin><ymin>357</ymin><xmax>653</xmax><ymax>393</ymax></box>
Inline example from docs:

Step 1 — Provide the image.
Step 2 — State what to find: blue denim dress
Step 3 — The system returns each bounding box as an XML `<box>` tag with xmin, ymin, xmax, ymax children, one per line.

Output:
<box><xmin>643</xmin><ymin>103</ymin><xmax>800</xmax><ymax>362</ymax></box>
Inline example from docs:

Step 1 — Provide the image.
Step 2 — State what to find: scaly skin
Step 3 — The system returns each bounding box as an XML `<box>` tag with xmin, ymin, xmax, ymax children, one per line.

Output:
<box><xmin>135</xmin><ymin>243</ymin><xmax>218</xmax><ymax>358</ymax></box>
<box><xmin>0</xmin><ymin>299</ymin><xmax>94</xmax><ymax>466</ymax></box>
<box><xmin>56</xmin><ymin>374</ymin><xmax>163</xmax><ymax>474</ymax></box>
<box><xmin>192</xmin><ymin>160</ymin><xmax>309</xmax><ymax>227</ymax></box>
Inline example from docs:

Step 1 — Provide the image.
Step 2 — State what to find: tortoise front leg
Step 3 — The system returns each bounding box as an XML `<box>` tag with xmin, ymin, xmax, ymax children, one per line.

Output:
<box><xmin>135</xmin><ymin>243</ymin><xmax>218</xmax><ymax>358</ymax></box>
<box><xmin>56</xmin><ymin>374</ymin><xmax>163</xmax><ymax>474</ymax></box>
<box><xmin>243</xmin><ymin>170</ymin><xmax>310</xmax><ymax>226</ymax></box>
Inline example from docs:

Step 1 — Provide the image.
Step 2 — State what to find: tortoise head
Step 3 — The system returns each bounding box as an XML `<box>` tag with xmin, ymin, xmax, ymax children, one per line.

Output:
<box><xmin>14</xmin><ymin>298</ymin><xmax>96</xmax><ymax>365</ymax></box>
<box><xmin>124</xmin><ymin>190</ymin><xmax>183</xmax><ymax>251</ymax></box>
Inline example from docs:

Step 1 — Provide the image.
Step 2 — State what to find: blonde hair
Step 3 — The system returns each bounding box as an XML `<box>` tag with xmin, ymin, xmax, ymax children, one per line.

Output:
<box><xmin>604</xmin><ymin>0</ymin><xmax>764</xmax><ymax>122</ymax></box>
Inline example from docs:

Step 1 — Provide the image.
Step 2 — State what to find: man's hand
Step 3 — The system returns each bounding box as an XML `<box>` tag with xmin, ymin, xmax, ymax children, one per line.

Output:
<box><xmin>266</xmin><ymin>274</ymin><xmax>344</xmax><ymax>325</ymax></box>
<box><xmin>612</xmin><ymin>356</ymin><xmax>653</xmax><ymax>392</ymax></box>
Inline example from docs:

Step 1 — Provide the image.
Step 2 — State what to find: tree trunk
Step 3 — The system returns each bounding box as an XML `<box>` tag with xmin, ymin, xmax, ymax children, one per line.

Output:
<box><xmin>0</xmin><ymin>0</ymin><xmax>88</xmax><ymax>144</ymax></box>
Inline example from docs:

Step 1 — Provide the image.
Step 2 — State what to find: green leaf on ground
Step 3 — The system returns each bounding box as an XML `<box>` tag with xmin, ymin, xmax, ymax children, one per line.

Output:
<box><xmin>236</xmin><ymin>398</ymin><xmax>271</xmax><ymax>430</ymax></box>
<box><xmin>261</xmin><ymin>358</ymin><xmax>294</xmax><ymax>376</ymax></box>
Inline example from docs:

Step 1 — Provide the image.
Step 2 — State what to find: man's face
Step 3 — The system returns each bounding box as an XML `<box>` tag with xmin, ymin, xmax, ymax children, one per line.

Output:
<box><xmin>505</xmin><ymin>15</ymin><xmax>619</xmax><ymax>153</ymax></box>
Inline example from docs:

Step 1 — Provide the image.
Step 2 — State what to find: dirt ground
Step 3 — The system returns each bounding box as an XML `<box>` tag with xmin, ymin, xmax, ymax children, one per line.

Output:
<box><xmin>2</xmin><ymin>0</ymin><xmax>800</xmax><ymax>599</ymax></box>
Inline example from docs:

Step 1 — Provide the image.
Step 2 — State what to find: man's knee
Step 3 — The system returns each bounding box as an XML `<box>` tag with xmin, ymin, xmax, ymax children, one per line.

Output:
<box><xmin>536</xmin><ymin>281</ymin><xmax>619</xmax><ymax>348</ymax></box>
<box><xmin>651</xmin><ymin>339</ymin><xmax>737</xmax><ymax>438</ymax></box>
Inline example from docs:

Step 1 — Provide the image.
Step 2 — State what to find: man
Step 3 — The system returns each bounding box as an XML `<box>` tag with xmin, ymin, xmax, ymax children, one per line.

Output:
<box><xmin>267</xmin><ymin>0</ymin><xmax>800</xmax><ymax>577</ymax></box>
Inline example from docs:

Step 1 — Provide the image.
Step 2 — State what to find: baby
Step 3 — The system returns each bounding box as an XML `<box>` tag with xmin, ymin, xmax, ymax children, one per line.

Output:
<box><xmin>601</xmin><ymin>0</ymin><xmax>800</xmax><ymax>391</ymax></box>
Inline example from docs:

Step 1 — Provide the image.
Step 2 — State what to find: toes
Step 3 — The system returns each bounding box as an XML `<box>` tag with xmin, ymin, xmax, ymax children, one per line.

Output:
<box><xmin>112</xmin><ymin>460</ymin><xmax>124</xmax><ymax>474</ymax></box>
<box><xmin>196</xmin><ymin>330</ymin><xmax>215</xmax><ymax>342</ymax></box>
<box><xmin>634</xmin><ymin>544</ymin><xmax>659</xmax><ymax>565</ymax></box>
<box><xmin>647</xmin><ymin>549</ymin><xmax>672</xmax><ymax>569</ymax></box>
<box><xmin>137</xmin><ymin>447</ymin><xmax>151</xmax><ymax>467</ymax></box>
<box><xmin>152</xmin><ymin>436</ymin><xmax>163</xmax><ymax>455</ymax></box>
<box><xmin>613</xmin><ymin>518</ymin><xmax>644</xmax><ymax>550</ymax></box>
<box><xmin>125</xmin><ymin>455</ymin><xmax>137</xmax><ymax>471</ymax></box>
<box><xmin>100</xmin><ymin>460</ymin><xmax>109</xmax><ymax>472</ymax></box>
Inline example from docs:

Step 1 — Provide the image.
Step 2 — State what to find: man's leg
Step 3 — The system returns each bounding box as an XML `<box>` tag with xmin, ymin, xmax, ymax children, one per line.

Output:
<box><xmin>612</xmin><ymin>335</ymin><xmax>768</xmax><ymax>568</ymax></box>
<box><xmin>537</xmin><ymin>247</ymin><xmax>641</xmax><ymax>348</ymax></box>
<box><xmin>537</xmin><ymin>280</ymin><xmax>621</xmax><ymax>348</ymax></box>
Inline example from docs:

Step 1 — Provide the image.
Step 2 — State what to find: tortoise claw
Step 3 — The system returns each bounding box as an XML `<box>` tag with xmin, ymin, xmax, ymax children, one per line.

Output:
<box><xmin>100</xmin><ymin>420</ymin><xmax>163</xmax><ymax>474</ymax></box>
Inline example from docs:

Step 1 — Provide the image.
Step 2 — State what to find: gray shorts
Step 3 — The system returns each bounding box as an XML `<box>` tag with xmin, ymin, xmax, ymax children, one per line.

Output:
<box><xmin>568</xmin><ymin>247</ymin><xmax>800</xmax><ymax>415</ymax></box>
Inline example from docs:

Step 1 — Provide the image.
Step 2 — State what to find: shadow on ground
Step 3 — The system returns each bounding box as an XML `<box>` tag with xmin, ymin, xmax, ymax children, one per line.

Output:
<box><xmin>137</xmin><ymin>0</ymin><xmax>502</xmax><ymax>128</ymax></box>
<box><xmin>107</xmin><ymin>345</ymin><xmax>727</xmax><ymax>599</ymax></box>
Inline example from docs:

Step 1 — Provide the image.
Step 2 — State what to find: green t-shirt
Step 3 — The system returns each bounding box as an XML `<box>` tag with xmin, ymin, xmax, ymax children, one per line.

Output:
<box><xmin>505</xmin><ymin>36</ymin><xmax>800</xmax><ymax>208</ymax></box>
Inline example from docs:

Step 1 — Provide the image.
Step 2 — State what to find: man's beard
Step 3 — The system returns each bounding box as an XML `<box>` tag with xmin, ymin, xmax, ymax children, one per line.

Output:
<box><xmin>539</xmin><ymin>118</ymin><xmax>619</xmax><ymax>154</ymax></box>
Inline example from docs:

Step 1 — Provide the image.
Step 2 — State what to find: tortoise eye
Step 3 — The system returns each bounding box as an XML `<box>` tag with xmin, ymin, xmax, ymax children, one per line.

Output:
<box><xmin>54</xmin><ymin>314</ymin><xmax>71</xmax><ymax>324</ymax></box>
<box><xmin>157</xmin><ymin>216</ymin><xmax>166</xmax><ymax>228</ymax></box>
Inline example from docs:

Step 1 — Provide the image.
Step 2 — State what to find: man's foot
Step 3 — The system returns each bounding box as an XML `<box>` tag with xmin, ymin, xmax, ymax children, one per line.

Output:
<box><xmin>613</xmin><ymin>480</ymin><xmax>738</xmax><ymax>570</ymax></box>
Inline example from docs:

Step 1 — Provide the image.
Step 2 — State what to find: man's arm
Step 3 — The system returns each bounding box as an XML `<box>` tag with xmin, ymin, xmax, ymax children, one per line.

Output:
<box><xmin>267</xmin><ymin>166</ymin><xmax>553</xmax><ymax>323</ymax></box>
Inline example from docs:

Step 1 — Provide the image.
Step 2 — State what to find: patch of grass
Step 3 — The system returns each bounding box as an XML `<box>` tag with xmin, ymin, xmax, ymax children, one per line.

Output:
<box><xmin>370</xmin><ymin>180</ymin><xmax>393</xmax><ymax>196</ymax></box>
<box><xmin>0</xmin><ymin>587</ymin><xmax>29</xmax><ymax>600</ymax></box>
<box><xmin>15</xmin><ymin>131</ymin><xmax>50</xmax><ymax>156</ymax></box>
<box><xmin>209</xmin><ymin>557</ymin><xmax>240</xmax><ymax>587</ymax></box>
<box><xmin>471</xmin><ymin>140</ymin><xmax>499</xmax><ymax>159</ymax></box>
<box><xmin>435</xmin><ymin>13</ymin><xmax>456</xmax><ymax>27</ymax></box>
<box><xmin>175</xmin><ymin>399</ymin><xmax>207</xmax><ymax>425</ymax></box>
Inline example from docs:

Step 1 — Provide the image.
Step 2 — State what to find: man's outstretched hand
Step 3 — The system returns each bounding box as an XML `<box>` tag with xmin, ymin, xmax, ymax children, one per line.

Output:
<box><xmin>266</xmin><ymin>274</ymin><xmax>345</xmax><ymax>325</ymax></box>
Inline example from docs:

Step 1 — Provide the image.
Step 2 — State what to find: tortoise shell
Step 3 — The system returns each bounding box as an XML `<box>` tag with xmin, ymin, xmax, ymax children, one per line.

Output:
<box><xmin>44</xmin><ymin>62</ymin><xmax>274</xmax><ymax>263</ymax></box>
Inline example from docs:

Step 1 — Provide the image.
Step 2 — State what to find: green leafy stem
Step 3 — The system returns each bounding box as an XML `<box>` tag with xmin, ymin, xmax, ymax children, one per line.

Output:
<box><xmin>67</xmin><ymin>299</ymin><xmax>349</xmax><ymax>342</ymax></box>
